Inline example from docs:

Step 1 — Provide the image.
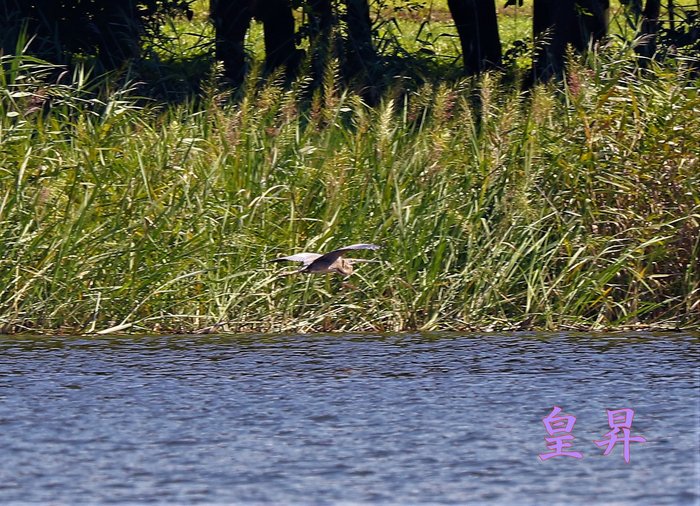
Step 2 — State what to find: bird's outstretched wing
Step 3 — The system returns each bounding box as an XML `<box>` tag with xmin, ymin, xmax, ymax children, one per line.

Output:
<box><xmin>270</xmin><ymin>253</ymin><xmax>322</xmax><ymax>266</ymax></box>
<box><xmin>311</xmin><ymin>243</ymin><xmax>381</xmax><ymax>271</ymax></box>
<box><xmin>345</xmin><ymin>258</ymin><xmax>381</xmax><ymax>265</ymax></box>
<box><xmin>332</xmin><ymin>243</ymin><xmax>381</xmax><ymax>253</ymax></box>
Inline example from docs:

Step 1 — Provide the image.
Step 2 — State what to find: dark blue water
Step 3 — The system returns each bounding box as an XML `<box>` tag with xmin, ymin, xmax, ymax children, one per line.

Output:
<box><xmin>0</xmin><ymin>332</ymin><xmax>698</xmax><ymax>505</ymax></box>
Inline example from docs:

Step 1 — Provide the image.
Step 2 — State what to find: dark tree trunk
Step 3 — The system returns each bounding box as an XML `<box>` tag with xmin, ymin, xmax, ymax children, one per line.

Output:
<box><xmin>308</xmin><ymin>0</ymin><xmax>335</xmax><ymax>75</ymax></box>
<box><xmin>210</xmin><ymin>0</ymin><xmax>252</xmax><ymax>83</ymax></box>
<box><xmin>344</xmin><ymin>0</ymin><xmax>377</xmax><ymax>73</ymax></box>
<box><xmin>308</xmin><ymin>0</ymin><xmax>334</xmax><ymax>38</ymax></box>
<box><xmin>636</xmin><ymin>0</ymin><xmax>661</xmax><ymax>59</ymax></box>
<box><xmin>447</xmin><ymin>0</ymin><xmax>502</xmax><ymax>74</ymax></box>
<box><xmin>254</xmin><ymin>0</ymin><xmax>300</xmax><ymax>73</ymax></box>
<box><xmin>578</xmin><ymin>0</ymin><xmax>610</xmax><ymax>46</ymax></box>
<box><xmin>621</xmin><ymin>0</ymin><xmax>644</xmax><ymax>20</ymax></box>
<box><xmin>93</xmin><ymin>1</ymin><xmax>142</xmax><ymax>69</ymax></box>
<box><xmin>2</xmin><ymin>0</ymin><xmax>145</xmax><ymax>69</ymax></box>
<box><xmin>530</xmin><ymin>0</ymin><xmax>609</xmax><ymax>83</ymax></box>
<box><xmin>211</xmin><ymin>0</ymin><xmax>299</xmax><ymax>83</ymax></box>
<box><xmin>532</xmin><ymin>0</ymin><xmax>578</xmax><ymax>81</ymax></box>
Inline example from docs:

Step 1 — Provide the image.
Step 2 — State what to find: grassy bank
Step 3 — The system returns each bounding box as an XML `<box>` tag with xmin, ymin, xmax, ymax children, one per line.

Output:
<box><xmin>1</xmin><ymin>46</ymin><xmax>699</xmax><ymax>333</ymax></box>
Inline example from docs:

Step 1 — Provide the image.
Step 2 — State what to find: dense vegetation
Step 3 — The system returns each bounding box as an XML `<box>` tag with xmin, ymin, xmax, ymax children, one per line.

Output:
<box><xmin>0</xmin><ymin>2</ymin><xmax>698</xmax><ymax>334</ymax></box>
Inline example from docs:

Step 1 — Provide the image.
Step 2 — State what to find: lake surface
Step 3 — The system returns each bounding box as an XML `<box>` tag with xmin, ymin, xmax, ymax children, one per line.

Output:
<box><xmin>0</xmin><ymin>332</ymin><xmax>698</xmax><ymax>505</ymax></box>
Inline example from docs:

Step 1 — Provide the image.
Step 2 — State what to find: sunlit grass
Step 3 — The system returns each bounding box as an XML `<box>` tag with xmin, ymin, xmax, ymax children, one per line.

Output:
<box><xmin>1</xmin><ymin>40</ymin><xmax>698</xmax><ymax>333</ymax></box>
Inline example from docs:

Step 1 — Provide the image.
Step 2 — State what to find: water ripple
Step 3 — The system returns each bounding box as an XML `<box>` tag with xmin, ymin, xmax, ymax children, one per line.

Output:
<box><xmin>0</xmin><ymin>332</ymin><xmax>698</xmax><ymax>504</ymax></box>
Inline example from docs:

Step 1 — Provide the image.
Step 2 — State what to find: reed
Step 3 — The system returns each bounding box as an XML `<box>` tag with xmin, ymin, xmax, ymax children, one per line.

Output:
<box><xmin>1</xmin><ymin>48</ymin><xmax>698</xmax><ymax>333</ymax></box>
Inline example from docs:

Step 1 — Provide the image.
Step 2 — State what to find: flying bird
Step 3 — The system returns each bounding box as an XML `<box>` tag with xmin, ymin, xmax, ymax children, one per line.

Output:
<box><xmin>271</xmin><ymin>243</ymin><xmax>381</xmax><ymax>277</ymax></box>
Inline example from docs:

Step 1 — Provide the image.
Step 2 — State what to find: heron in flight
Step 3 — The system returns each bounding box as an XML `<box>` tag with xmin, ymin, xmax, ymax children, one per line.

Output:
<box><xmin>271</xmin><ymin>243</ymin><xmax>381</xmax><ymax>277</ymax></box>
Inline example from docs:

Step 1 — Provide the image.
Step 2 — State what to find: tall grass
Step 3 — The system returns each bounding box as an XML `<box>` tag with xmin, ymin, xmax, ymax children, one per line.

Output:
<box><xmin>1</xmin><ymin>50</ymin><xmax>698</xmax><ymax>334</ymax></box>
